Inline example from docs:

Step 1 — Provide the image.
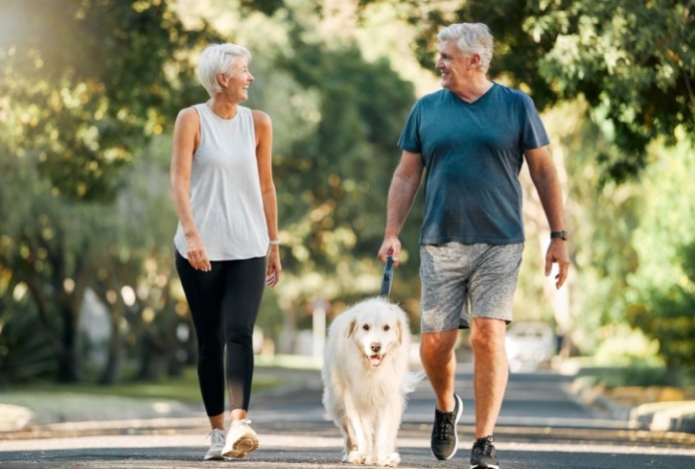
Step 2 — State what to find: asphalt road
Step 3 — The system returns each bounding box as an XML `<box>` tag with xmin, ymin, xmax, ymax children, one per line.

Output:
<box><xmin>2</xmin><ymin>365</ymin><xmax>694</xmax><ymax>468</ymax></box>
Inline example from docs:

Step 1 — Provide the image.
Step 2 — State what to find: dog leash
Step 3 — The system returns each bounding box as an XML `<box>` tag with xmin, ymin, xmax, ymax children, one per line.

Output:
<box><xmin>380</xmin><ymin>256</ymin><xmax>394</xmax><ymax>298</ymax></box>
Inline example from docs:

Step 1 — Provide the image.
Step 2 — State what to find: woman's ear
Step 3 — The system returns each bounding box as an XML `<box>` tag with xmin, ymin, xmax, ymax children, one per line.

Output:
<box><xmin>216</xmin><ymin>72</ymin><xmax>228</xmax><ymax>89</ymax></box>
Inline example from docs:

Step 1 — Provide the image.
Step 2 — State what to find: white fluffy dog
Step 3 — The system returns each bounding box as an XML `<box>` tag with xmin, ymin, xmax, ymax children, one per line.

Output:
<box><xmin>322</xmin><ymin>297</ymin><xmax>421</xmax><ymax>467</ymax></box>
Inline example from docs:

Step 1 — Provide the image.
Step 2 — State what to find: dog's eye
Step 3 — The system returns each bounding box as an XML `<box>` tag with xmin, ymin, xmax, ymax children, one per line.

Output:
<box><xmin>362</xmin><ymin>324</ymin><xmax>370</xmax><ymax>331</ymax></box>
<box><xmin>383</xmin><ymin>325</ymin><xmax>390</xmax><ymax>331</ymax></box>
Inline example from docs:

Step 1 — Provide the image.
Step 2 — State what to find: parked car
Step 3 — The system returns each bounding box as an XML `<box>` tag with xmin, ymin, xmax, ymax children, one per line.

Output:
<box><xmin>505</xmin><ymin>322</ymin><xmax>557</xmax><ymax>372</ymax></box>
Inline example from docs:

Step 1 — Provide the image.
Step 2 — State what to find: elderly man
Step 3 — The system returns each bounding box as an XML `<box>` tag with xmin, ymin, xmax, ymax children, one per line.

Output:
<box><xmin>378</xmin><ymin>22</ymin><xmax>569</xmax><ymax>469</ymax></box>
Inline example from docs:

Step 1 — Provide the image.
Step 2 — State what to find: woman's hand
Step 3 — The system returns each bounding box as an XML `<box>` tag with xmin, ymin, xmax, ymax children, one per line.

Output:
<box><xmin>186</xmin><ymin>233</ymin><xmax>211</xmax><ymax>271</ymax></box>
<box><xmin>266</xmin><ymin>245</ymin><xmax>282</xmax><ymax>287</ymax></box>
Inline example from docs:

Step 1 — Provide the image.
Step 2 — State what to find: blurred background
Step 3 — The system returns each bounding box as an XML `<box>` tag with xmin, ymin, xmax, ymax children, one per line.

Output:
<box><xmin>0</xmin><ymin>0</ymin><xmax>693</xmax><ymax>411</ymax></box>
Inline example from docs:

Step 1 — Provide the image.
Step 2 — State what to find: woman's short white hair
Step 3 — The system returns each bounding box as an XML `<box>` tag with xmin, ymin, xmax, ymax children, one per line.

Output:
<box><xmin>197</xmin><ymin>43</ymin><xmax>252</xmax><ymax>97</ymax></box>
<box><xmin>437</xmin><ymin>23</ymin><xmax>494</xmax><ymax>73</ymax></box>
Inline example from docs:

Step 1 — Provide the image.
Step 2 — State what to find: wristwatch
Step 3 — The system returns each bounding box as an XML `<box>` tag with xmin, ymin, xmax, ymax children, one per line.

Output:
<box><xmin>550</xmin><ymin>231</ymin><xmax>568</xmax><ymax>241</ymax></box>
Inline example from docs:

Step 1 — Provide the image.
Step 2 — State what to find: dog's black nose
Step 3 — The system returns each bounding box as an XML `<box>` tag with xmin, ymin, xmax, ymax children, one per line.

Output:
<box><xmin>370</xmin><ymin>343</ymin><xmax>381</xmax><ymax>353</ymax></box>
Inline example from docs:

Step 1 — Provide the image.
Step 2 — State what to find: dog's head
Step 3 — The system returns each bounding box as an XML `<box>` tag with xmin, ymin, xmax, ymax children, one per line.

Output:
<box><xmin>346</xmin><ymin>298</ymin><xmax>408</xmax><ymax>368</ymax></box>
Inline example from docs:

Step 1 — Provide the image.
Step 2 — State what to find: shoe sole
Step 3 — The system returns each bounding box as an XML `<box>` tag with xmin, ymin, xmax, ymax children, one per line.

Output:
<box><xmin>432</xmin><ymin>394</ymin><xmax>464</xmax><ymax>460</ymax></box>
<box><xmin>203</xmin><ymin>453</ymin><xmax>224</xmax><ymax>461</ymax></box>
<box><xmin>471</xmin><ymin>464</ymin><xmax>500</xmax><ymax>469</ymax></box>
<box><xmin>222</xmin><ymin>436</ymin><xmax>260</xmax><ymax>458</ymax></box>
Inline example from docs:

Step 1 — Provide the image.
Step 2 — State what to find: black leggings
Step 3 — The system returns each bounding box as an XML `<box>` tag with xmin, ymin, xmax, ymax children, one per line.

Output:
<box><xmin>175</xmin><ymin>250</ymin><xmax>266</xmax><ymax>416</ymax></box>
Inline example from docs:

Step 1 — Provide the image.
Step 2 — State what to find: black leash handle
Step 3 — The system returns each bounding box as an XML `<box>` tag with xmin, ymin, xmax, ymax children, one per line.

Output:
<box><xmin>380</xmin><ymin>256</ymin><xmax>395</xmax><ymax>297</ymax></box>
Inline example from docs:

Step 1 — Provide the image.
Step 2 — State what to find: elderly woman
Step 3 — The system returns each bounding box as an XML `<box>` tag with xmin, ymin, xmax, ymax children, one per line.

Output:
<box><xmin>171</xmin><ymin>43</ymin><xmax>281</xmax><ymax>461</ymax></box>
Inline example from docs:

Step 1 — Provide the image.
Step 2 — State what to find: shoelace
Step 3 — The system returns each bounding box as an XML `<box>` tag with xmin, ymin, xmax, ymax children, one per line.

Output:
<box><xmin>208</xmin><ymin>429</ymin><xmax>226</xmax><ymax>445</ymax></box>
<box><xmin>435</xmin><ymin>412</ymin><xmax>454</xmax><ymax>439</ymax></box>
<box><xmin>473</xmin><ymin>436</ymin><xmax>495</xmax><ymax>456</ymax></box>
<box><xmin>231</xmin><ymin>418</ymin><xmax>252</xmax><ymax>427</ymax></box>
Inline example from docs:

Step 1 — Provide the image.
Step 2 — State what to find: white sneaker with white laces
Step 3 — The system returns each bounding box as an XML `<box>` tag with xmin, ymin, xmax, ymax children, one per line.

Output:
<box><xmin>222</xmin><ymin>419</ymin><xmax>259</xmax><ymax>458</ymax></box>
<box><xmin>203</xmin><ymin>428</ymin><xmax>227</xmax><ymax>461</ymax></box>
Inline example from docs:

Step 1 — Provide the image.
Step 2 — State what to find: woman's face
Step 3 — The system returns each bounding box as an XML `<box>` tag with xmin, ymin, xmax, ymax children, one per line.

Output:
<box><xmin>220</xmin><ymin>55</ymin><xmax>254</xmax><ymax>102</ymax></box>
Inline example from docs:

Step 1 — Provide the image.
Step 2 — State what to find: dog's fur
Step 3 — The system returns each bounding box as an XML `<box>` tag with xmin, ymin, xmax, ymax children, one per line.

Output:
<box><xmin>322</xmin><ymin>297</ymin><xmax>421</xmax><ymax>467</ymax></box>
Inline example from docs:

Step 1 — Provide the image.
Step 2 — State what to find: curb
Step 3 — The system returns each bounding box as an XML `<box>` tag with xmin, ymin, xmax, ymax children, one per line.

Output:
<box><xmin>0</xmin><ymin>404</ymin><xmax>33</xmax><ymax>433</ymax></box>
<box><xmin>569</xmin><ymin>377</ymin><xmax>634</xmax><ymax>422</ymax></box>
<box><xmin>0</xmin><ymin>417</ymin><xmax>208</xmax><ymax>441</ymax></box>
<box><xmin>629</xmin><ymin>401</ymin><xmax>695</xmax><ymax>432</ymax></box>
<box><xmin>570</xmin><ymin>377</ymin><xmax>695</xmax><ymax>434</ymax></box>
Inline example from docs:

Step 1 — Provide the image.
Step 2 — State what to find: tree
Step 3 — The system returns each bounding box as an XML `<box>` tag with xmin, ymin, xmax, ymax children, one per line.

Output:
<box><xmin>628</xmin><ymin>239</ymin><xmax>695</xmax><ymax>382</ymax></box>
<box><xmin>541</xmin><ymin>101</ymin><xmax>641</xmax><ymax>354</ymax></box>
<box><xmin>0</xmin><ymin>151</ymin><xmax>96</xmax><ymax>382</ymax></box>
<box><xmin>0</xmin><ymin>0</ymin><xmax>212</xmax><ymax>382</ymax></box>
<box><xmin>0</xmin><ymin>0</ymin><xmax>211</xmax><ymax>201</ymax></box>
<box><xmin>265</xmin><ymin>25</ymin><xmax>421</xmax><ymax>331</ymax></box>
<box><xmin>623</xmin><ymin>139</ymin><xmax>695</xmax><ymax>378</ymax></box>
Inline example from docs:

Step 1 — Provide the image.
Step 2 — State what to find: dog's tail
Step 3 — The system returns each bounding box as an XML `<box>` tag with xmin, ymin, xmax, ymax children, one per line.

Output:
<box><xmin>401</xmin><ymin>370</ymin><xmax>426</xmax><ymax>395</ymax></box>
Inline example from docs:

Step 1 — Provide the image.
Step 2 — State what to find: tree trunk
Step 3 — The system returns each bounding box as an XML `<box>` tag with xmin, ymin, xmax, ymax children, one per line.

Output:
<box><xmin>57</xmin><ymin>305</ymin><xmax>79</xmax><ymax>382</ymax></box>
<box><xmin>99</xmin><ymin>303</ymin><xmax>122</xmax><ymax>385</ymax></box>
<box><xmin>55</xmin><ymin>246</ymin><xmax>90</xmax><ymax>383</ymax></box>
<box><xmin>135</xmin><ymin>335</ymin><xmax>167</xmax><ymax>381</ymax></box>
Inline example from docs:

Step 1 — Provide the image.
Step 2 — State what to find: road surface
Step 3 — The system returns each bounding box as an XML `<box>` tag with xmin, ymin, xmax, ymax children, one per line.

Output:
<box><xmin>1</xmin><ymin>364</ymin><xmax>694</xmax><ymax>468</ymax></box>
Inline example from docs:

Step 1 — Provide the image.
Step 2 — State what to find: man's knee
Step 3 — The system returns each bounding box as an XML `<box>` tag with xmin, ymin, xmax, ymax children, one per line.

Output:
<box><xmin>470</xmin><ymin>318</ymin><xmax>506</xmax><ymax>351</ymax></box>
<box><xmin>420</xmin><ymin>330</ymin><xmax>457</xmax><ymax>361</ymax></box>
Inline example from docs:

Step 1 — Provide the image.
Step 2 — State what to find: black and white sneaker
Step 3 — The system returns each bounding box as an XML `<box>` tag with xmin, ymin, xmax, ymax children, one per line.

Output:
<box><xmin>470</xmin><ymin>435</ymin><xmax>499</xmax><ymax>469</ymax></box>
<box><xmin>430</xmin><ymin>393</ymin><xmax>463</xmax><ymax>460</ymax></box>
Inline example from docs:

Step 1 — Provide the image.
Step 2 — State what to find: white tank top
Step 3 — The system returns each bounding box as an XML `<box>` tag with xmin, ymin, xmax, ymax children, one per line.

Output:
<box><xmin>174</xmin><ymin>104</ymin><xmax>269</xmax><ymax>261</ymax></box>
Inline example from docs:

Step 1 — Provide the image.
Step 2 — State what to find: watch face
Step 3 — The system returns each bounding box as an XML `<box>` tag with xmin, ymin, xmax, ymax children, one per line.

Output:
<box><xmin>551</xmin><ymin>231</ymin><xmax>567</xmax><ymax>240</ymax></box>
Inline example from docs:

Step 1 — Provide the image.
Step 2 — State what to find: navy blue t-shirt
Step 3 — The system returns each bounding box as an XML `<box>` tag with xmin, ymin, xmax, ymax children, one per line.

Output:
<box><xmin>397</xmin><ymin>83</ymin><xmax>549</xmax><ymax>245</ymax></box>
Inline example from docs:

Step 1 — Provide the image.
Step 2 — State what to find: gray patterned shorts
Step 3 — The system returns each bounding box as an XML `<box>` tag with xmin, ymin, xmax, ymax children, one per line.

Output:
<box><xmin>419</xmin><ymin>242</ymin><xmax>524</xmax><ymax>333</ymax></box>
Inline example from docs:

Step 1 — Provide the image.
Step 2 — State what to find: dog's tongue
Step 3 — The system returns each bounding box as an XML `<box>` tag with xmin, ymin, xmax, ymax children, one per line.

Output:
<box><xmin>369</xmin><ymin>355</ymin><xmax>382</xmax><ymax>366</ymax></box>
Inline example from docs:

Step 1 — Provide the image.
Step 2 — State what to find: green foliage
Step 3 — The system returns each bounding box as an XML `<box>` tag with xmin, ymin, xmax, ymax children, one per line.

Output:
<box><xmin>0</xmin><ymin>0</ymin><xmax>211</xmax><ymax>201</ymax></box>
<box><xmin>623</xmin><ymin>140</ymin><xmax>695</xmax><ymax>371</ymax></box>
<box><xmin>0</xmin><ymin>132</ymin><xmax>194</xmax><ymax>383</ymax></box>
<box><xmin>1</xmin><ymin>366</ymin><xmax>285</xmax><ymax>403</ymax></box>
<box><xmin>0</xmin><ymin>0</ymin><xmax>212</xmax><ymax>382</ymax></box>
<box><xmin>0</xmin><ymin>300</ymin><xmax>56</xmax><ymax>384</ymax></box>
<box><xmin>254</xmin><ymin>23</ymin><xmax>421</xmax><ymax>310</ymax></box>
<box><xmin>532</xmin><ymin>0</ymin><xmax>694</xmax><ymax>183</ymax></box>
<box><xmin>277</xmin><ymin>30</ymin><xmax>416</xmax><ymax>256</ymax></box>
<box><xmin>679</xmin><ymin>240</ymin><xmax>695</xmax><ymax>284</ymax></box>
<box><xmin>0</xmin><ymin>147</ymin><xmax>121</xmax><ymax>381</ymax></box>
<box><xmin>629</xmin><ymin>240</ymin><xmax>695</xmax><ymax>370</ymax></box>
<box><xmin>556</xmin><ymin>105</ymin><xmax>640</xmax><ymax>351</ymax></box>
<box><xmin>578</xmin><ymin>365</ymin><xmax>695</xmax><ymax>388</ymax></box>
<box><xmin>240</xmin><ymin>0</ymin><xmax>285</xmax><ymax>16</ymax></box>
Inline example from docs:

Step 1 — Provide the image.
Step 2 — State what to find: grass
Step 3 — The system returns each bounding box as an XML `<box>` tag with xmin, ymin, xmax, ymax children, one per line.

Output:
<box><xmin>1</xmin><ymin>366</ymin><xmax>288</xmax><ymax>403</ymax></box>
<box><xmin>0</xmin><ymin>361</ymin><xmax>320</xmax><ymax>425</ymax></box>
<box><xmin>573</xmin><ymin>363</ymin><xmax>695</xmax><ymax>388</ymax></box>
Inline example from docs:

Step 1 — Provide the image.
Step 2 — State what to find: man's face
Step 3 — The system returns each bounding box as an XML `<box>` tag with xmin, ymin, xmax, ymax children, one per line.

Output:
<box><xmin>435</xmin><ymin>40</ymin><xmax>471</xmax><ymax>90</ymax></box>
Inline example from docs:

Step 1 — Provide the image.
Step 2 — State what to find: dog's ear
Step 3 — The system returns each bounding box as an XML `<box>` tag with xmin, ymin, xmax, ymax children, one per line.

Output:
<box><xmin>347</xmin><ymin>319</ymin><xmax>357</xmax><ymax>338</ymax></box>
<box><xmin>396</xmin><ymin>317</ymin><xmax>404</xmax><ymax>345</ymax></box>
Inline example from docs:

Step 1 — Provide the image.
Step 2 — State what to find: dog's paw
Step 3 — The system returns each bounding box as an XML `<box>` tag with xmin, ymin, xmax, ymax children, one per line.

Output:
<box><xmin>376</xmin><ymin>452</ymin><xmax>400</xmax><ymax>467</ymax></box>
<box><xmin>345</xmin><ymin>451</ymin><xmax>370</xmax><ymax>464</ymax></box>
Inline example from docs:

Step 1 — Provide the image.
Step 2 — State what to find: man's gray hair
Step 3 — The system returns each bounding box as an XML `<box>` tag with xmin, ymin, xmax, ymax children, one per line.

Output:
<box><xmin>437</xmin><ymin>23</ymin><xmax>494</xmax><ymax>73</ymax></box>
<box><xmin>197</xmin><ymin>43</ymin><xmax>252</xmax><ymax>97</ymax></box>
